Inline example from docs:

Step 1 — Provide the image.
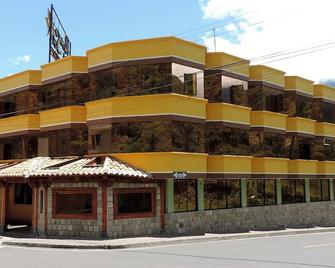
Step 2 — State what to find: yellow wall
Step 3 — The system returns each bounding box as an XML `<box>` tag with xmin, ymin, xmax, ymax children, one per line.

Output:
<box><xmin>288</xmin><ymin>159</ymin><xmax>318</xmax><ymax>174</ymax></box>
<box><xmin>249</xmin><ymin>65</ymin><xmax>285</xmax><ymax>87</ymax></box>
<box><xmin>250</xmin><ymin>111</ymin><xmax>287</xmax><ymax>130</ymax></box>
<box><xmin>0</xmin><ymin>114</ymin><xmax>40</xmax><ymax>135</ymax></box>
<box><xmin>207</xmin><ymin>103</ymin><xmax>251</xmax><ymax>125</ymax></box>
<box><xmin>286</xmin><ymin>117</ymin><xmax>316</xmax><ymax>135</ymax></box>
<box><xmin>86</xmin><ymin>36</ymin><xmax>206</xmax><ymax>68</ymax></box>
<box><xmin>207</xmin><ymin>155</ymin><xmax>252</xmax><ymax>174</ymax></box>
<box><xmin>86</xmin><ymin>93</ymin><xmax>207</xmax><ymax>121</ymax></box>
<box><xmin>285</xmin><ymin>76</ymin><xmax>314</xmax><ymax>95</ymax></box>
<box><xmin>205</xmin><ymin>52</ymin><xmax>249</xmax><ymax>77</ymax></box>
<box><xmin>315</xmin><ymin>122</ymin><xmax>335</xmax><ymax>138</ymax></box>
<box><xmin>39</xmin><ymin>106</ymin><xmax>86</xmax><ymax>128</ymax></box>
<box><xmin>314</xmin><ymin>84</ymin><xmax>335</xmax><ymax>102</ymax></box>
<box><xmin>41</xmin><ymin>56</ymin><xmax>88</xmax><ymax>81</ymax></box>
<box><xmin>252</xmin><ymin>157</ymin><xmax>288</xmax><ymax>174</ymax></box>
<box><xmin>0</xmin><ymin>70</ymin><xmax>41</xmax><ymax>94</ymax></box>
<box><xmin>317</xmin><ymin>161</ymin><xmax>335</xmax><ymax>175</ymax></box>
<box><xmin>112</xmin><ymin>152</ymin><xmax>207</xmax><ymax>173</ymax></box>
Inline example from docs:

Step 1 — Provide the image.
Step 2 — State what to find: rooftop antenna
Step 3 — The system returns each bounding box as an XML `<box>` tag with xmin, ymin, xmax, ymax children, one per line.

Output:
<box><xmin>45</xmin><ymin>4</ymin><xmax>72</xmax><ymax>62</ymax></box>
<box><xmin>212</xmin><ymin>27</ymin><xmax>217</xmax><ymax>52</ymax></box>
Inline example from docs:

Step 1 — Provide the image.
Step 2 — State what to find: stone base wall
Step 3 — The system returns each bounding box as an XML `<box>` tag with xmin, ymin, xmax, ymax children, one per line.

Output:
<box><xmin>107</xmin><ymin>183</ymin><xmax>161</xmax><ymax>238</ymax></box>
<box><xmin>165</xmin><ymin>201</ymin><xmax>335</xmax><ymax>235</ymax></box>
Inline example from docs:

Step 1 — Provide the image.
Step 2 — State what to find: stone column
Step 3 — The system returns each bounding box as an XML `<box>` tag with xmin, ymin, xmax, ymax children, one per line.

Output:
<box><xmin>305</xmin><ymin>179</ymin><xmax>310</xmax><ymax>203</ymax></box>
<box><xmin>276</xmin><ymin>179</ymin><xmax>282</xmax><ymax>205</ymax></box>
<box><xmin>330</xmin><ymin>179</ymin><xmax>334</xmax><ymax>201</ymax></box>
<box><xmin>165</xmin><ymin>179</ymin><xmax>174</xmax><ymax>213</ymax></box>
<box><xmin>240</xmin><ymin>179</ymin><xmax>247</xmax><ymax>208</ymax></box>
<box><xmin>42</xmin><ymin>181</ymin><xmax>51</xmax><ymax>236</ymax></box>
<box><xmin>99</xmin><ymin>180</ymin><xmax>111</xmax><ymax>239</ymax></box>
<box><xmin>31</xmin><ymin>181</ymin><xmax>40</xmax><ymax>236</ymax></box>
<box><xmin>197</xmin><ymin>179</ymin><xmax>204</xmax><ymax>211</ymax></box>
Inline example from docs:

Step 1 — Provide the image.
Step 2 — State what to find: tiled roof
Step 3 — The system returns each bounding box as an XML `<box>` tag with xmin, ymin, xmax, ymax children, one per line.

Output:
<box><xmin>0</xmin><ymin>156</ymin><xmax>150</xmax><ymax>179</ymax></box>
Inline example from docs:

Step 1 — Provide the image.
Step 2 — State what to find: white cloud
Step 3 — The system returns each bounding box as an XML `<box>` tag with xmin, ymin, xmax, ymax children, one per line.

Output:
<box><xmin>199</xmin><ymin>0</ymin><xmax>335</xmax><ymax>83</ymax></box>
<box><xmin>6</xmin><ymin>54</ymin><xmax>31</xmax><ymax>66</ymax></box>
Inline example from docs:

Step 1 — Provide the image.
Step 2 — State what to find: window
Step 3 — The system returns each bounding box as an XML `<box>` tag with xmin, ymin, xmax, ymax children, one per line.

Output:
<box><xmin>184</xmin><ymin>73</ymin><xmax>197</xmax><ymax>95</ymax></box>
<box><xmin>247</xmin><ymin>179</ymin><xmax>276</xmax><ymax>206</ymax></box>
<box><xmin>281</xmin><ymin>179</ymin><xmax>305</xmax><ymax>204</ymax></box>
<box><xmin>91</xmin><ymin>134</ymin><xmax>101</xmax><ymax>150</ymax></box>
<box><xmin>310</xmin><ymin>179</ymin><xmax>330</xmax><ymax>202</ymax></box>
<box><xmin>14</xmin><ymin>183</ymin><xmax>32</xmax><ymax>205</ymax></box>
<box><xmin>299</xmin><ymin>143</ymin><xmax>311</xmax><ymax>159</ymax></box>
<box><xmin>4</xmin><ymin>143</ymin><xmax>12</xmax><ymax>160</ymax></box>
<box><xmin>266</xmin><ymin>95</ymin><xmax>283</xmax><ymax>112</ymax></box>
<box><xmin>174</xmin><ymin>179</ymin><xmax>197</xmax><ymax>212</ymax></box>
<box><xmin>204</xmin><ymin>179</ymin><xmax>240</xmax><ymax>210</ymax></box>
<box><xmin>52</xmin><ymin>188</ymin><xmax>97</xmax><ymax>219</ymax></box>
<box><xmin>40</xmin><ymin>190</ymin><xmax>44</xmax><ymax>214</ymax></box>
<box><xmin>113</xmin><ymin>188</ymin><xmax>156</xmax><ymax>219</ymax></box>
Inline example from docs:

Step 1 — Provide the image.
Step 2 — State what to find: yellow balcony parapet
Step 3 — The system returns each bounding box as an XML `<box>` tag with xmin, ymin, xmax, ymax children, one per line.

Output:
<box><xmin>86</xmin><ymin>36</ymin><xmax>207</xmax><ymax>70</ymax></box>
<box><xmin>315</xmin><ymin>122</ymin><xmax>335</xmax><ymax>139</ymax></box>
<box><xmin>314</xmin><ymin>84</ymin><xmax>335</xmax><ymax>103</ymax></box>
<box><xmin>205</xmin><ymin>52</ymin><xmax>249</xmax><ymax>78</ymax></box>
<box><xmin>41</xmin><ymin>56</ymin><xmax>88</xmax><ymax>83</ymax></box>
<box><xmin>39</xmin><ymin>106</ymin><xmax>86</xmax><ymax>131</ymax></box>
<box><xmin>286</xmin><ymin>117</ymin><xmax>316</xmax><ymax>136</ymax></box>
<box><xmin>288</xmin><ymin>159</ymin><xmax>318</xmax><ymax>176</ymax></box>
<box><xmin>249</xmin><ymin>65</ymin><xmax>285</xmax><ymax>87</ymax></box>
<box><xmin>112</xmin><ymin>152</ymin><xmax>207</xmax><ymax>174</ymax></box>
<box><xmin>85</xmin><ymin>93</ymin><xmax>207</xmax><ymax>124</ymax></box>
<box><xmin>317</xmin><ymin>161</ymin><xmax>335</xmax><ymax>176</ymax></box>
<box><xmin>207</xmin><ymin>155</ymin><xmax>252</xmax><ymax>176</ymax></box>
<box><xmin>285</xmin><ymin>76</ymin><xmax>314</xmax><ymax>96</ymax></box>
<box><xmin>0</xmin><ymin>70</ymin><xmax>41</xmax><ymax>95</ymax></box>
<box><xmin>252</xmin><ymin>157</ymin><xmax>289</xmax><ymax>175</ymax></box>
<box><xmin>0</xmin><ymin>114</ymin><xmax>40</xmax><ymax>138</ymax></box>
<box><xmin>207</xmin><ymin>103</ymin><xmax>251</xmax><ymax>128</ymax></box>
<box><xmin>250</xmin><ymin>110</ymin><xmax>287</xmax><ymax>133</ymax></box>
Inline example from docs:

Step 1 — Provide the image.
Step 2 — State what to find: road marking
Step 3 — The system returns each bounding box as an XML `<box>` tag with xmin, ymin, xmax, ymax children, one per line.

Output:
<box><xmin>304</xmin><ymin>242</ymin><xmax>335</xmax><ymax>249</ymax></box>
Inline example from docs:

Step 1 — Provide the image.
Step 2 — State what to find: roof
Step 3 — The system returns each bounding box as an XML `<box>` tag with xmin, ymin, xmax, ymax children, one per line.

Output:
<box><xmin>0</xmin><ymin>156</ymin><xmax>151</xmax><ymax>179</ymax></box>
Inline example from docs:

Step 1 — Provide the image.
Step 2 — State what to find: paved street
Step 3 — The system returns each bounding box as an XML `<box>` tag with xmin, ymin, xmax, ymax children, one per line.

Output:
<box><xmin>1</xmin><ymin>232</ymin><xmax>335</xmax><ymax>268</ymax></box>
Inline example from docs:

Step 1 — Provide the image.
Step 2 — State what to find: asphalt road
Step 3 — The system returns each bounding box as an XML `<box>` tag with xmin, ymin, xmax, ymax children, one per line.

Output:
<box><xmin>1</xmin><ymin>232</ymin><xmax>335</xmax><ymax>268</ymax></box>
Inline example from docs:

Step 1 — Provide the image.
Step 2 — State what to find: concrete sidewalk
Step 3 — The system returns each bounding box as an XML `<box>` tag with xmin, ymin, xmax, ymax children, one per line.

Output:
<box><xmin>2</xmin><ymin>227</ymin><xmax>335</xmax><ymax>250</ymax></box>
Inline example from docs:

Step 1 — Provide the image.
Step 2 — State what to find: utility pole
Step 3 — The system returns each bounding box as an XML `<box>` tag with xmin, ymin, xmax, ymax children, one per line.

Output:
<box><xmin>212</xmin><ymin>27</ymin><xmax>217</xmax><ymax>52</ymax></box>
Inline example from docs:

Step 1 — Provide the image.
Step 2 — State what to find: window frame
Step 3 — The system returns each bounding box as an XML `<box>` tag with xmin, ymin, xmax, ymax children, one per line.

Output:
<box><xmin>52</xmin><ymin>188</ymin><xmax>97</xmax><ymax>220</ymax></box>
<box><xmin>113</xmin><ymin>187</ymin><xmax>156</xmax><ymax>220</ymax></box>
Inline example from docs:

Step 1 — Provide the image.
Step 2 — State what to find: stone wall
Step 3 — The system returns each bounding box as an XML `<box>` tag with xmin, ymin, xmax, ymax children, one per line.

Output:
<box><xmin>165</xmin><ymin>201</ymin><xmax>335</xmax><ymax>235</ymax></box>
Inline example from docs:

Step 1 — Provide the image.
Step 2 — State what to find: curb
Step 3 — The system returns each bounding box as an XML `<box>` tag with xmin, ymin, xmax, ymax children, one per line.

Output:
<box><xmin>3</xmin><ymin>228</ymin><xmax>335</xmax><ymax>250</ymax></box>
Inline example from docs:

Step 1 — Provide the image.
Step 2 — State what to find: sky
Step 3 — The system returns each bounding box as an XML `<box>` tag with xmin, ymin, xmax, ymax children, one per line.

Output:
<box><xmin>0</xmin><ymin>0</ymin><xmax>334</xmax><ymax>86</ymax></box>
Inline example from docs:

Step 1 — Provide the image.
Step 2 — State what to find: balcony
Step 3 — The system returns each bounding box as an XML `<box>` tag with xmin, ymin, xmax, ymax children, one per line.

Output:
<box><xmin>252</xmin><ymin>157</ymin><xmax>288</xmax><ymax>177</ymax></box>
<box><xmin>249</xmin><ymin>65</ymin><xmax>285</xmax><ymax>87</ymax></box>
<box><xmin>288</xmin><ymin>159</ymin><xmax>318</xmax><ymax>177</ymax></box>
<box><xmin>315</xmin><ymin>122</ymin><xmax>335</xmax><ymax>139</ymax></box>
<box><xmin>86</xmin><ymin>93</ymin><xmax>207</xmax><ymax>125</ymax></box>
<box><xmin>207</xmin><ymin>155</ymin><xmax>252</xmax><ymax>178</ymax></box>
<box><xmin>0</xmin><ymin>70</ymin><xmax>41</xmax><ymax>96</ymax></box>
<box><xmin>205</xmin><ymin>52</ymin><xmax>249</xmax><ymax>78</ymax></box>
<box><xmin>41</xmin><ymin>56</ymin><xmax>88</xmax><ymax>84</ymax></box>
<box><xmin>86</xmin><ymin>36</ymin><xmax>206</xmax><ymax>71</ymax></box>
<box><xmin>285</xmin><ymin>76</ymin><xmax>314</xmax><ymax>96</ymax></box>
<box><xmin>39</xmin><ymin>106</ymin><xmax>86</xmax><ymax>131</ymax></box>
<box><xmin>0</xmin><ymin>114</ymin><xmax>40</xmax><ymax>138</ymax></box>
<box><xmin>207</xmin><ymin>103</ymin><xmax>251</xmax><ymax>128</ymax></box>
<box><xmin>314</xmin><ymin>84</ymin><xmax>335</xmax><ymax>102</ymax></box>
<box><xmin>286</xmin><ymin>117</ymin><xmax>316</xmax><ymax>137</ymax></box>
<box><xmin>317</xmin><ymin>161</ymin><xmax>335</xmax><ymax>177</ymax></box>
<box><xmin>112</xmin><ymin>152</ymin><xmax>207</xmax><ymax>176</ymax></box>
<box><xmin>250</xmin><ymin>110</ymin><xmax>287</xmax><ymax>133</ymax></box>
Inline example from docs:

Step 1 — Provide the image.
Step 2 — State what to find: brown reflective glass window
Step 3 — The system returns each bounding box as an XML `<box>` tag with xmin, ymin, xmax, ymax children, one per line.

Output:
<box><xmin>310</xmin><ymin>179</ymin><xmax>330</xmax><ymax>202</ymax></box>
<box><xmin>14</xmin><ymin>183</ymin><xmax>32</xmax><ymax>205</ymax></box>
<box><xmin>53</xmin><ymin>188</ymin><xmax>97</xmax><ymax>219</ymax></box>
<box><xmin>247</xmin><ymin>179</ymin><xmax>276</xmax><ymax>206</ymax></box>
<box><xmin>184</xmin><ymin>73</ymin><xmax>197</xmax><ymax>95</ymax></box>
<box><xmin>227</xmin><ymin>180</ymin><xmax>241</xmax><ymax>208</ymax></box>
<box><xmin>282</xmin><ymin>179</ymin><xmax>305</xmax><ymax>204</ymax></box>
<box><xmin>174</xmin><ymin>179</ymin><xmax>197</xmax><ymax>212</ymax></box>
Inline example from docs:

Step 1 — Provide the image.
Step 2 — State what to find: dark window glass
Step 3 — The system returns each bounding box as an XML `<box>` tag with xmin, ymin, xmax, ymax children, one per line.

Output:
<box><xmin>282</xmin><ymin>179</ymin><xmax>305</xmax><ymax>204</ymax></box>
<box><xmin>227</xmin><ymin>180</ymin><xmax>241</xmax><ymax>208</ymax></box>
<box><xmin>266</xmin><ymin>95</ymin><xmax>283</xmax><ymax>112</ymax></box>
<box><xmin>117</xmin><ymin>192</ymin><xmax>152</xmax><ymax>214</ymax></box>
<box><xmin>247</xmin><ymin>179</ymin><xmax>276</xmax><ymax>206</ymax></box>
<box><xmin>4</xmin><ymin>143</ymin><xmax>12</xmax><ymax>160</ymax></box>
<box><xmin>14</xmin><ymin>183</ymin><xmax>32</xmax><ymax>205</ymax></box>
<box><xmin>40</xmin><ymin>190</ymin><xmax>44</xmax><ymax>214</ymax></box>
<box><xmin>56</xmin><ymin>192</ymin><xmax>93</xmax><ymax>215</ymax></box>
<box><xmin>174</xmin><ymin>179</ymin><xmax>197</xmax><ymax>212</ymax></box>
<box><xmin>310</xmin><ymin>179</ymin><xmax>330</xmax><ymax>202</ymax></box>
<box><xmin>299</xmin><ymin>143</ymin><xmax>311</xmax><ymax>159</ymax></box>
<box><xmin>322</xmin><ymin>102</ymin><xmax>335</xmax><ymax>123</ymax></box>
<box><xmin>184</xmin><ymin>74</ymin><xmax>197</xmax><ymax>95</ymax></box>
